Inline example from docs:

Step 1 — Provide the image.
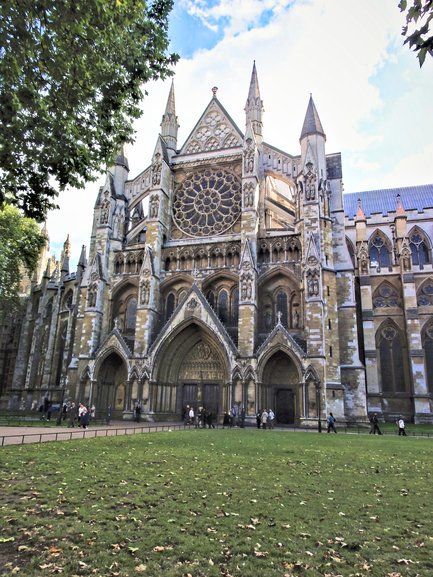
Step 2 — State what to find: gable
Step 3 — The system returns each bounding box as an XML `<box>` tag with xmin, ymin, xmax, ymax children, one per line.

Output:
<box><xmin>179</xmin><ymin>97</ymin><xmax>244</xmax><ymax>156</ymax></box>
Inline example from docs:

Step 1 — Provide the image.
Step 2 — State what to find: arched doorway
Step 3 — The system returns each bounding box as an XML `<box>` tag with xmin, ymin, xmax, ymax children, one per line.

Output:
<box><xmin>96</xmin><ymin>352</ymin><xmax>128</xmax><ymax>416</ymax></box>
<box><xmin>152</xmin><ymin>322</ymin><xmax>229</xmax><ymax>420</ymax></box>
<box><xmin>261</xmin><ymin>350</ymin><xmax>300</xmax><ymax>424</ymax></box>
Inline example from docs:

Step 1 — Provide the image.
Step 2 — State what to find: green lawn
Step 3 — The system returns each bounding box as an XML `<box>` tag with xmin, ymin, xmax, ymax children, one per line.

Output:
<box><xmin>0</xmin><ymin>429</ymin><xmax>432</xmax><ymax>577</ymax></box>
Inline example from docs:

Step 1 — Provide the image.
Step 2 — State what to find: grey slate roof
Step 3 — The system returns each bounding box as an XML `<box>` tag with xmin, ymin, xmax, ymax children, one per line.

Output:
<box><xmin>344</xmin><ymin>184</ymin><xmax>433</xmax><ymax>219</ymax></box>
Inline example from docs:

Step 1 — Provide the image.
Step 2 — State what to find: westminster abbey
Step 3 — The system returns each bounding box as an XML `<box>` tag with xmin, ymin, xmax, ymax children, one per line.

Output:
<box><xmin>1</xmin><ymin>64</ymin><xmax>432</xmax><ymax>424</ymax></box>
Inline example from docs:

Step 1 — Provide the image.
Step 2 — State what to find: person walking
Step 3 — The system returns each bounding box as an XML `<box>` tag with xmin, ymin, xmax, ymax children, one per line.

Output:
<box><xmin>256</xmin><ymin>410</ymin><xmax>261</xmax><ymax>429</ymax></box>
<box><xmin>268</xmin><ymin>408</ymin><xmax>275</xmax><ymax>429</ymax></box>
<box><xmin>397</xmin><ymin>416</ymin><xmax>407</xmax><ymax>436</ymax></box>
<box><xmin>261</xmin><ymin>409</ymin><xmax>269</xmax><ymax>429</ymax></box>
<box><xmin>369</xmin><ymin>413</ymin><xmax>382</xmax><ymax>435</ymax></box>
<box><xmin>327</xmin><ymin>412</ymin><xmax>337</xmax><ymax>433</ymax></box>
<box><xmin>67</xmin><ymin>402</ymin><xmax>76</xmax><ymax>427</ymax></box>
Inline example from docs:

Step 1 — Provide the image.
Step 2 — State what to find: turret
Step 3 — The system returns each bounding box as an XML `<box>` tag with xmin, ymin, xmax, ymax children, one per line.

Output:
<box><xmin>60</xmin><ymin>235</ymin><xmax>70</xmax><ymax>277</ymax></box>
<box><xmin>245</xmin><ymin>62</ymin><xmax>264</xmax><ymax>143</ymax></box>
<box><xmin>300</xmin><ymin>95</ymin><xmax>327</xmax><ymax>180</ymax></box>
<box><xmin>112</xmin><ymin>145</ymin><xmax>129</xmax><ymax>197</ymax></box>
<box><xmin>160</xmin><ymin>81</ymin><xmax>179</xmax><ymax>155</ymax></box>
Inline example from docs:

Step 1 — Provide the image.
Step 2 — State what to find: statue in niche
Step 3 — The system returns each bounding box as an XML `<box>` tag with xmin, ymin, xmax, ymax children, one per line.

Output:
<box><xmin>100</xmin><ymin>201</ymin><xmax>110</xmax><ymax>224</ymax></box>
<box><xmin>307</xmin><ymin>274</ymin><xmax>319</xmax><ymax>297</ymax></box>
<box><xmin>243</xmin><ymin>183</ymin><xmax>254</xmax><ymax>207</ymax></box>
<box><xmin>241</xmin><ymin>272</ymin><xmax>253</xmax><ymax>300</ymax></box>
<box><xmin>140</xmin><ymin>280</ymin><xmax>150</xmax><ymax>305</ymax></box>
<box><xmin>152</xmin><ymin>152</ymin><xmax>162</xmax><ymax>186</ymax></box>
<box><xmin>243</xmin><ymin>142</ymin><xmax>255</xmax><ymax>174</ymax></box>
<box><xmin>292</xmin><ymin>309</ymin><xmax>300</xmax><ymax>328</ymax></box>
<box><xmin>360</xmin><ymin>256</ymin><xmax>368</xmax><ymax>275</ymax></box>
<box><xmin>149</xmin><ymin>194</ymin><xmax>159</xmax><ymax>218</ymax></box>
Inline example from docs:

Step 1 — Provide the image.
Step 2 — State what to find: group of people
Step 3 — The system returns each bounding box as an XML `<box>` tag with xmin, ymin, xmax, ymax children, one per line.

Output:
<box><xmin>255</xmin><ymin>409</ymin><xmax>275</xmax><ymax>429</ymax></box>
<box><xmin>65</xmin><ymin>401</ymin><xmax>95</xmax><ymax>429</ymax></box>
<box><xmin>368</xmin><ymin>413</ymin><xmax>408</xmax><ymax>436</ymax></box>
<box><xmin>184</xmin><ymin>405</ymin><xmax>216</xmax><ymax>429</ymax></box>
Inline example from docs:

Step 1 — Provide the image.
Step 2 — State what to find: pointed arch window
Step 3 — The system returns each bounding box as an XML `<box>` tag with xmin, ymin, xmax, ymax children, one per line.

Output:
<box><xmin>166</xmin><ymin>293</ymin><xmax>175</xmax><ymax>320</ymax></box>
<box><xmin>125</xmin><ymin>298</ymin><xmax>137</xmax><ymax>334</ymax></box>
<box><xmin>423</xmin><ymin>326</ymin><xmax>433</xmax><ymax>394</ymax></box>
<box><xmin>409</xmin><ymin>231</ymin><xmax>430</xmax><ymax>267</ymax></box>
<box><xmin>231</xmin><ymin>288</ymin><xmax>239</xmax><ymax>324</ymax></box>
<box><xmin>369</xmin><ymin>233</ymin><xmax>391</xmax><ymax>270</ymax></box>
<box><xmin>373</xmin><ymin>283</ymin><xmax>401</xmax><ymax>308</ymax></box>
<box><xmin>217</xmin><ymin>290</ymin><xmax>228</xmax><ymax>324</ymax></box>
<box><xmin>276</xmin><ymin>291</ymin><xmax>288</xmax><ymax>327</ymax></box>
<box><xmin>378</xmin><ymin>324</ymin><xmax>407</xmax><ymax>393</ymax></box>
<box><xmin>417</xmin><ymin>280</ymin><xmax>433</xmax><ymax>306</ymax></box>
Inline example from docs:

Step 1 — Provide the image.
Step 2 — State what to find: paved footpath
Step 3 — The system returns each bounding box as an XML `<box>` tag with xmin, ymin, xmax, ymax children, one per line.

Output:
<box><xmin>0</xmin><ymin>421</ymin><xmax>185</xmax><ymax>447</ymax></box>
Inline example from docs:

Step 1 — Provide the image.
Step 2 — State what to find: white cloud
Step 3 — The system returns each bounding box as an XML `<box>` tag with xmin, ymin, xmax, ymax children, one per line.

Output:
<box><xmin>46</xmin><ymin>0</ymin><xmax>433</xmax><ymax>267</ymax></box>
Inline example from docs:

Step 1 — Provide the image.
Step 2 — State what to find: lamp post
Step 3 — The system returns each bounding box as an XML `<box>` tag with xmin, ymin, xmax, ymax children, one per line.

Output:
<box><xmin>316</xmin><ymin>381</ymin><xmax>322</xmax><ymax>433</ymax></box>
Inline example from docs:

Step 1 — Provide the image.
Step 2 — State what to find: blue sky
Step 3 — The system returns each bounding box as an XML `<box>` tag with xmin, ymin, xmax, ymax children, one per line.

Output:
<box><xmin>48</xmin><ymin>0</ymin><xmax>433</xmax><ymax>266</ymax></box>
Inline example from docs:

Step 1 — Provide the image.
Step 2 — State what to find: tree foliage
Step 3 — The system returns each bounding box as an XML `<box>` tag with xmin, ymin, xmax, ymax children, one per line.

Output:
<box><xmin>399</xmin><ymin>0</ymin><xmax>433</xmax><ymax>66</ymax></box>
<box><xmin>0</xmin><ymin>205</ymin><xmax>46</xmax><ymax>316</ymax></box>
<box><xmin>0</xmin><ymin>0</ymin><xmax>178</xmax><ymax>220</ymax></box>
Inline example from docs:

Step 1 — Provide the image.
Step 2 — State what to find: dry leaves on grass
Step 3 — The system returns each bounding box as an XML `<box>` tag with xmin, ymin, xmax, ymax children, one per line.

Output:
<box><xmin>153</xmin><ymin>545</ymin><xmax>173</xmax><ymax>552</ymax></box>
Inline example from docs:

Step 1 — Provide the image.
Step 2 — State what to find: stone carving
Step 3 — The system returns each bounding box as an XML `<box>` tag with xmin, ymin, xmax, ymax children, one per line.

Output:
<box><xmin>243</xmin><ymin>140</ymin><xmax>255</xmax><ymax>174</ymax></box>
<box><xmin>100</xmin><ymin>200</ymin><xmax>110</xmax><ymax>224</ymax></box>
<box><xmin>140</xmin><ymin>280</ymin><xmax>150</xmax><ymax>305</ymax></box>
<box><xmin>240</xmin><ymin>271</ymin><xmax>253</xmax><ymax>300</ymax></box>
<box><xmin>149</xmin><ymin>194</ymin><xmax>159</xmax><ymax>218</ymax></box>
<box><xmin>87</xmin><ymin>283</ymin><xmax>97</xmax><ymax>307</ymax></box>
<box><xmin>152</xmin><ymin>152</ymin><xmax>162</xmax><ymax>186</ymax></box>
<box><xmin>243</xmin><ymin>181</ymin><xmax>255</xmax><ymax>207</ymax></box>
<box><xmin>304</xmin><ymin>162</ymin><xmax>317</xmax><ymax>201</ymax></box>
<box><xmin>306</xmin><ymin>271</ymin><xmax>320</xmax><ymax>297</ymax></box>
<box><xmin>186</xmin><ymin>298</ymin><xmax>200</xmax><ymax>311</ymax></box>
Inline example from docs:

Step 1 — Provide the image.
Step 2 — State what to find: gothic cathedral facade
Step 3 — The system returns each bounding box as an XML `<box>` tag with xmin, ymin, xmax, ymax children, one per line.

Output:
<box><xmin>2</xmin><ymin>65</ymin><xmax>433</xmax><ymax>424</ymax></box>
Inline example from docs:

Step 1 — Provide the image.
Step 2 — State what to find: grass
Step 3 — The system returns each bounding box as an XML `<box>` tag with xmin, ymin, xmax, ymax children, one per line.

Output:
<box><xmin>0</xmin><ymin>429</ymin><xmax>432</xmax><ymax>577</ymax></box>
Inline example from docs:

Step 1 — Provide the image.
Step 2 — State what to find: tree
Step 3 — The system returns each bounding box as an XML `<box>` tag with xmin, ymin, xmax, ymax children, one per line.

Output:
<box><xmin>0</xmin><ymin>205</ymin><xmax>46</xmax><ymax>318</ymax></box>
<box><xmin>399</xmin><ymin>0</ymin><xmax>433</xmax><ymax>66</ymax></box>
<box><xmin>0</xmin><ymin>0</ymin><xmax>178</xmax><ymax>220</ymax></box>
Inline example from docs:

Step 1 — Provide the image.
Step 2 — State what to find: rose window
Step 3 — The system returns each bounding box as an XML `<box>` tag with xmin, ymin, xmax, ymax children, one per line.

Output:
<box><xmin>173</xmin><ymin>168</ymin><xmax>241</xmax><ymax>237</ymax></box>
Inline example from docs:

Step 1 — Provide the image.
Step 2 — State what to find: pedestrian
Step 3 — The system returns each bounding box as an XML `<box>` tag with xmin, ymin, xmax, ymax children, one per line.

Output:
<box><xmin>396</xmin><ymin>416</ymin><xmax>407</xmax><ymax>436</ymax></box>
<box><xmin>261</xmin><ymin>409</ymin><xmax>268</xmax><ymax>429</ymax></box>
<box><xmin>268</xmin><ymin>408</ymin><xmax>275</xmax><ymax>429</ymax></box>
<box><xmin>223</xmin><ymin>411</ymin><xmax>231</xmax><ymax>428</ymax></box>
<box><xmin>240</xmin><ymin>406</ymin><xmax>246</xmax><ymax>428</ymax></box>
<box><xmin>135</xmin><ymin>402</ymin><xmax>141</xmax><ymax>423</ymax></box>
<box><xmin>67</xmin><ymin>402</ymin><xmax>76</xmax><ymax>427</ymax></box>
<box><xmin>327</xmin><ymin>412</ymin><xmax>337</xmax><ymax>433</ymax></box>
<box><xmin>78</xmin><ymin>403</ymin><xmax>88</xmax><ymax>428</ymax></box>
<box><xmin>369</xmin><ymin>413</ymin><xmax>382</xmax><ymax>435</ymax></box>
<box><xmin>188</xmin><ymin>406</ymin><xmax>195</xmax><ymax>426</ymax></box>
<box><xmin>256</xmin><ymin>410</ymin><xmax>261</xmax><ymax>429</ymax></box>
<box><xmin>231</xmin><ymin>404</ymin><xmax>238</xmax><ymax>427</ymax></box>
<box><xmin>62</xmin><ymin>403</ymin><xmax>68</xmax><ymax>421</ymax></box>
<box><xmin>106</xmin><ymin>405</ymin><xmax>112</xmax><ymax>425</ymax></box>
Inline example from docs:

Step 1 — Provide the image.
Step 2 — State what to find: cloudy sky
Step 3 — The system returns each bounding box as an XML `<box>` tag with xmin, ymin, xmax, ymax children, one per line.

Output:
<box><xmin>47</xmin><ymin>0</ymin><xmax>433</xmax><ymax>267</ymax></box>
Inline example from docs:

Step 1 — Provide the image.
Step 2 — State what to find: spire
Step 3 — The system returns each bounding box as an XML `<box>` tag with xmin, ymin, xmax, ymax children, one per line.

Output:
<box><xmin>115</xmin><ymin>144</ymin><xmax>129</xmax><ymax>171</ymax></box>
<box><xmin>61</xmin><ymin>235</ymin><xmax>70</xmax><ymax>274</ymax></box>
<box><xmin>245</xmin><ymin>61</ymin><xmax>264</xmax><ymax>141</ymax></box>
<box><xmin>160</xmin><ymin>80</ymin><xmax>179</xmax><ymax>152</ymax></box>
<box><xmin>63</xmin><ymin>234</ymin><xmax>71</xmax><ymax>258</ymax></box>
<box><xmin>355</xmin><ymin>198</ymin><xmax>366</xmax><ymax>221</ymax></box>
<box><xmin>78</xmin><ymin>245</ymin><xmax>86</xmax><ymax>267</ymax></box>
<box><xmin>248</xmin><ymin>61</ymin><xmax>260</xmax><ymax>101</ymax></box>
<box><xmin>300</xmin><ymin>94</ymin><xmax>326</xmax><ymax>142</ymax></box>
<box><xmin>396</xmin><ymin>193</ymin><xmax>406</xmax><ymax>216</ymax></box>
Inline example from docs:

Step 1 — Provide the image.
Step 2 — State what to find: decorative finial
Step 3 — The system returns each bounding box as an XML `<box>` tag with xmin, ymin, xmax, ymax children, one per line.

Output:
<box><xmin>277</xmin><ymin>311</ymin><xmax>282</xmax><ymax>325</ymax></box>
<box><xmin>212</xmin><ymin>86</ymin><xmax>218</xmax><ymax>97</ymax></box>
